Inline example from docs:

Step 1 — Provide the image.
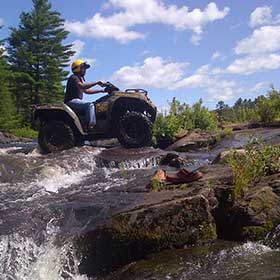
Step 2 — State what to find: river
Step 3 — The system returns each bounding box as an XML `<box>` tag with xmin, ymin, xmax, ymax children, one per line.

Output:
<box><xmin>1</xmin><ymin>128</ymin><xmax>280</xmax><ymax>280</ymax></box>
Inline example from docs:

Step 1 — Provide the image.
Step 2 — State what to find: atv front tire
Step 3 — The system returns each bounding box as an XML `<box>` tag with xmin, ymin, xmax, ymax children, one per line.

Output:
<box><xmin>38</xmin><ymin>121</ymin><xmax>75</xmax><ymax>153</ymax></box>
<box><xmin>117</xmin><ymin>112</ymin><xmax>152</xmax><ymax>148</ymax></box>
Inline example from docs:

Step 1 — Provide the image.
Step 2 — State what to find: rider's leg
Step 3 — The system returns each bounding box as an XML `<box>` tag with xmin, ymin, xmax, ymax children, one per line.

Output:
<box><xmin>87</xmin><ymin>103</ymin><xmax>96</xmax><ymax>127</ymax></box>
<box><xmin>67</xmin><ymin>99</ymin><xmax>96</xmax><ymax>131</ymax></box>
<box><xmin>67</xmin><ymin>99</ymin><xmax>92</xmax><ymax>125</ymax></box>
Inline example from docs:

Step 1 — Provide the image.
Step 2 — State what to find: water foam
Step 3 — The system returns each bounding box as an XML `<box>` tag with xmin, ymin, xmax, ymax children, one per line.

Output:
<box><xmin>0</xmin><ymin>221</ymin><xmax>87</xmax><ymax>280</ymax></box>
<box><xmin>32</xmin><ymin>148</ymin><xmax>102</xmax><ymax>193</ymax></box>
<box><xmin>36</xmin><ymin>165</ymin><xmax>91</xmax><ymax>193</ymax></box>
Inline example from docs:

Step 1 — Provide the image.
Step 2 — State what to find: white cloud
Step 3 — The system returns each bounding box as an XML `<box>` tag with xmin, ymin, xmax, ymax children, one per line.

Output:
<box><xmin>211</xmin><ymin>51</ymin><xmax>225</xmax><ymax>61</ymax></box>
<box><xmin>0</xmin><ymin>18</ymin><xmax>3</xmax><ymax>26</ymax></box>
<box><xmin>173</xmin><ymin>66</ymin><xmax>240</xmax><ymax>101</ymax></box>
<box><xmin>228</xmin><ymin>15</ymin><xmax>280</xmax><ymax>75</ymax></box>
<box><xmin>251</xmin><ymin>82</ymin><xmax>270</xmax><ymax>93</ymax></box>
<box><xmin>226</xmin><ymin>54</ymin><xmax>280</xmax><ymax>75</ymax></box>
<box><xmin>235</xmin><ymin>25</ymin><xmax>280</xmax><ymax>55</ymax></box>
<box><xmin>250</xmin><ymin>6</ymin><xmax>272</xmax><ymax>28</ymax></box>
<box><xmin>111</xmin><ymin>56</ymin><xmax>187</xmax><ymax>89</ymax></box>
<box><xmin>65</xmin><ymin>1</ymin><xmax>229</xmax><ymax>44</ymax></box>
<box><xmin>70</xmin><ymin>39</ymin><xmax>96</xmax><ymax>65</ymax></box>
<box><xmin>111</xmin><ymin>57</ymin><xmax>243</xmax><ymax>102</ymax></box>
<box><xmin>71</xmin><ymin>39</ymin><xmax>85</xmax><ymax>58</ymax></box>
<box><xmin>212</xmin><ymin>51</ymin><xmax>221</xmax><ymax>60</ymax></box>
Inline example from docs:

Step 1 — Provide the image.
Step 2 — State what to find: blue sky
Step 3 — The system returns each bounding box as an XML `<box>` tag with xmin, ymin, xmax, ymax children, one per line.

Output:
<box><xmin>1</xmin><ymin>0</ymin><xmax>280</xmax><ymax>111</ymax></box>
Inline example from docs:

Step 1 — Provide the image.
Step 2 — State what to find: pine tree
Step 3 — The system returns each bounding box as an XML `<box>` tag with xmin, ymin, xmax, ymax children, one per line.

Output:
<box><xmin>0</xmin><ymin>31</ymin><xmax>19</xmax><ymax>130</ymax></box>
<box><xmin>8</xmin><ymin>0</ymin><xmax>74</xmax><ymax>124</ymax></box>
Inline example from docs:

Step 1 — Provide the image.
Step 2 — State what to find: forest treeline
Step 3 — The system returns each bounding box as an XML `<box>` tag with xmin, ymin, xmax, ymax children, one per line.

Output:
<box><xmin>154</xmin><ymin>88</ymin><xmax>280</xmax><ymax>145</ymax></box>
<box><xmin>0</xmin><ymin>0</ymin><xmax>279</xmax><ymax>138</ymax></box>
<box><xmin>0</xmin><ymin>0</ymin><xmax>74</xmax><ymax>136</ymax></box>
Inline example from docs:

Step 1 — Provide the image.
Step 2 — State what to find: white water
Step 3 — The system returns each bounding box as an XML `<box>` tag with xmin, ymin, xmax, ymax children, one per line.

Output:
<box><xmin>0</xmin><ymin>221</ymin><xmax>87</xmax><ymax>280</ymax></box>
<box><xmin>0</xmin><ymin>145</ymin><xmax>161</xmax><ymax>279</ymax></box>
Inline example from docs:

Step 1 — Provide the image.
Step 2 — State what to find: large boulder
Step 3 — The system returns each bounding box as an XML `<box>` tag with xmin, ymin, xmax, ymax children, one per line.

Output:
<box><xmin>76</xmin><ymin>194</ymin><xmax>217</xmax><ymax>275</ymax></box>
<box><xmin>166</xmin><ymin>129</ymin><xmax>218</xmax><ymax>152</ymax></box>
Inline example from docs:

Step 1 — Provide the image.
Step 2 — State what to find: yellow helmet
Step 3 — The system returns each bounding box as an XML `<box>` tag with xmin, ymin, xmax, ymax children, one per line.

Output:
<box><xmin>71</xmin><ymin>59</ymin><xmax>90</xmax><ymax>73</ymax></box>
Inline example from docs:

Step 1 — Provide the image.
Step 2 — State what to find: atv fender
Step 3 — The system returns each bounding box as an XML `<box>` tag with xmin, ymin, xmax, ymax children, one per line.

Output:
<box><xmin>34</xmin><ymin>103</ymin><xmax>86</xmax><ymax>135</ymax></box>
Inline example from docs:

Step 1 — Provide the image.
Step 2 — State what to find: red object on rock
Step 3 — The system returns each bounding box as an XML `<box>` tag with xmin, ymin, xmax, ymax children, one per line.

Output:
<box><xmin>166</xmin><ymin>168</ymin><xmax>203</xmax><ymax>184</ymax></box>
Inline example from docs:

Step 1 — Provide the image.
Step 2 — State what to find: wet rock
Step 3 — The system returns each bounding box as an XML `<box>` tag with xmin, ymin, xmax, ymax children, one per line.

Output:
<box><xmin>166</xmin><ymin>129</ymin><xmax>218</xmax><ymax>152</ymax></box>
<box><xmin>159</xmin><ymin>153</ymin><xmax>192</xmax><ymax>168</ymax></box>
<box><xmin>95</xmin><ymin>146</ymin><xmax>164</xmax><ymax>168</ymax></box>
<box><xmin>212</xmin><ymin>173</ymin><xmax>280</xmax><ymax>241</ymax></box>
<box><xmin>0</xmin><ymin>131</ymin><xmax>33</xmax><ymax>144</ymax></box>
<box><xmin>212</xmin><ymin>149</ymin><xmax>245</xmax><ymax>164</ymax></box>
<box><xmin>76</xmin><ymin>194</ymin><xmax>217</xmax><ymax>276</ymax></box>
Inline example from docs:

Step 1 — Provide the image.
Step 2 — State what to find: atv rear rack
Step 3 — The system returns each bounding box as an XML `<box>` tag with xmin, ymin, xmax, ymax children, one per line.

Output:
<box><xmin>125</xmin><ymin>89</ymin><xmax>148</xmax><ymax>95</ymax></box>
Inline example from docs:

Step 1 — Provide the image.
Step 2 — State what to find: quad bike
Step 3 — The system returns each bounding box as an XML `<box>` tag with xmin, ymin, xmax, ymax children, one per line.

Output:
<box><xmin>33</xmin><ymin>82</ymin><xmax>157</xmax><ymax>153</ymax></box>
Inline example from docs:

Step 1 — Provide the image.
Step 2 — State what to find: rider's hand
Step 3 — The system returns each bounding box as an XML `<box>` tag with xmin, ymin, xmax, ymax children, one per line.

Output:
<box><xmin>98</xmin><ymin>81</ymin><xmax>107</xmax><ymax>87</ymax></box>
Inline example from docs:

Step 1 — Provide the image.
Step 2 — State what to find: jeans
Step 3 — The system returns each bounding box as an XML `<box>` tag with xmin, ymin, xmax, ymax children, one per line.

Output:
<box><xmin>67</xmin><ymin>99</ymin><xmax>96</xmax><ymax>126</ymax></box>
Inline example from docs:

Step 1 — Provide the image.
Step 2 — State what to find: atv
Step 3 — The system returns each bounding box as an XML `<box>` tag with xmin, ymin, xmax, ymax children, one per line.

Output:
<box><xmin>33</xmin><ymin>82</ymin><xmax>157</xmax><ymax>153</ymax></box>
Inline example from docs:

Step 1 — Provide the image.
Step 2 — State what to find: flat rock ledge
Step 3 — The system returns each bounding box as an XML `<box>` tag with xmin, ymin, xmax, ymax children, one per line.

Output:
<box><xmin>63</xmin><ymin>163</ymin><xmax>280</xmax><ymax>276</ymax></box>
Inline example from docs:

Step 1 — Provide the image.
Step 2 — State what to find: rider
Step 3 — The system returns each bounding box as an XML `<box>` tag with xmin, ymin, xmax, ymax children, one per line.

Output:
<box><xmin>64</xmin><ymin>59</ymin><xmax>105</xmax><ymax>131</ymax></box>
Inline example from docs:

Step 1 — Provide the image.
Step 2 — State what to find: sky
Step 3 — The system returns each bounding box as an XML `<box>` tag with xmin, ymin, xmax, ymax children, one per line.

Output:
<box><xmin>1</xmin><ymin>0</ymin><xmax>280</xmax><ymax>111</ymax></box>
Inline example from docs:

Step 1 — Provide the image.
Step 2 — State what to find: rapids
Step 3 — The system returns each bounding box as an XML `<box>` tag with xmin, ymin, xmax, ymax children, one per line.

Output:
<box><xmin>1</xmin><ymin>128</ymin><xmax>280</xmax><ymax>280</ymax></box>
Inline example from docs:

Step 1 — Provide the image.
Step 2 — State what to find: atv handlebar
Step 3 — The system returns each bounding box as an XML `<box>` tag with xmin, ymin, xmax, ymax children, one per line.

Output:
<box><xmin>103</xmin><ymin>82</ymin><xmax>148</xmax><ymax>96</ymax></box>
<box><xmin>103</xmin><ymin>82</ymin><xmax>120</xmax><ymax>94</ymax></box>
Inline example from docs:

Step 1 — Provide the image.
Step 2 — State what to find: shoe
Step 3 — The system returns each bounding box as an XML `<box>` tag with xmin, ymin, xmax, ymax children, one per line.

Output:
<box><xmin>165</xmin><ymin>168</ymin><xmax>203</xmax><ymax>184</ymax></box>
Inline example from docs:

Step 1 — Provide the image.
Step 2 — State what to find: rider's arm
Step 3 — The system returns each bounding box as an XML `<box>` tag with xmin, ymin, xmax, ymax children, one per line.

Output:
<box><xmin>84</xmin><ymin>89</ymin><xmax>105</xmax><ymax>94</ymax></box>
<box><xmin>77</xmin><ymin>81</ymin><xmax>102</xmax><ymax>90</ymax></box>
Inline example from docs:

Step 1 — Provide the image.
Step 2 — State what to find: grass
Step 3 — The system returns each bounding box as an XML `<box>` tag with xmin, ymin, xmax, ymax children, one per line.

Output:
<box><xmin>8</xmin><ymin>127</ymin><xmax>38</xmax><ymax>138</ymax></box>
<box><xmin>227</xmin><ymin>140</ymin><xmax>280</xmax><ymax>200</ymax></box>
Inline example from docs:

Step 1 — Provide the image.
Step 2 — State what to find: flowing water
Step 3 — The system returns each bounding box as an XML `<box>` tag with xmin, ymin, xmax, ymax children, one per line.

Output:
<box><xmin>1</xmin><ymin>128</ymin><xmax>280</xmax><ymax>280</ymax></box>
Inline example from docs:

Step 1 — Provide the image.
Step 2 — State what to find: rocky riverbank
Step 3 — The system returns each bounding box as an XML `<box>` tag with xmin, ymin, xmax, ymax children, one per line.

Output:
<box><xmin>0</xmin><ymin>130</ymin><xmax>33</xmax><ymax>144</ymax></box>
<box><xmin>2</xmin><ymin>126</ymin><xmax>280</xmax><ymax>278</ymax></box>
<box><xmin>73</xmin><ymin>161</ymin><xmax>280</xmax><ymax>275</ymax></box>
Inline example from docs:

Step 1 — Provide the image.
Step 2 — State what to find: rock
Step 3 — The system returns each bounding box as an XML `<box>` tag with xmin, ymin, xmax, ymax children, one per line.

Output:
<box><xmin>213</xmin><ymin>175</ymin><xmax>280</xmax><ymax>241</ymax></box>
<box><xmin>0</xmin><ymin>131</ymin><xmax>33</xmax><ymax>144</ymax></box>
<box><xmin>95</xmin><ymin>146</ymin><xmax>164</xmax><ymax>168</ymax></box>
<box><xmin>212</xmin><ymin>149</ymin><xmax>245</xmax><ymax>164</ymax></box>
<box><xmin>159</xmin><ymin>153</ymin><xmax>193</xmax><ymax>169</ymax></box>
<box><xmin>166</xmin><ymin>129</ymin><xmax>218</xmax><ymax>152</ymax></box>
<box><xmin>76</xmin><ymin>194</ymin><xmax>217</xmax><ymax>275</ymax></box>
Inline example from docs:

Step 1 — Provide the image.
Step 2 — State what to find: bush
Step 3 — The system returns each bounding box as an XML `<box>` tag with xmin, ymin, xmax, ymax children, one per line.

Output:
<box><xmin>192</xmin><ymin>99</ymin><xmax>217</xmax><ymax>130</ymax></box>
<box><xmin>153</xmin><ymin>98</ymin><xmax>218</xmax><ymax>146</ymax></box>
<box><xmin>256</xmin><ymin>96</ymin><xmax>278</xmax><ymax>123</ymax></box>
<box><xmin>9</xmin><ymin>127</ymin><xmax>38</xmax><ymax>138</ymax></box>
<box><xmin>227</xmin><ymin>141</ymin><xmax>280</xmax><ymax>200</ymax></box>
<box><xmin>153</xmin><ymin>113</ymin><xmax>181</xmax><ymax>147</ymax></box>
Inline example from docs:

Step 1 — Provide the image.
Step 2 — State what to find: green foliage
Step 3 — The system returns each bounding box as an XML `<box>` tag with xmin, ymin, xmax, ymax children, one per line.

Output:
<box><xmin>153</xmin><ymin>113</ymin><xmax>181</xmax><ymax>144</ymax></box>
<box><xmin>9</xmin><ymin>127</ymin><xmax>38</xmax><ymax>138</ymax></box>
<box><xmin>216</xmin><ymin>87</ymin><xmax>280</xmax><ymax>124</ymax></box>
<box><xmin>256</xmin><ymin>88</ymin><xmax>280</xmax><ymax>123</ymax></box>
<box><xmin>227</xmin><ymin>141</ymin><xmax>280</xmax><ymax>200</ymax></box>
<box><xmin>0</xmin><ymin>33</ymin><xmax>19</xmax><ymax>130</ymax></box>
<box><xmin>8</xmin><ymin>0</ymin><xmax>74</xmax><ymax>124</ymax></box>
<box><xmin>153</xmin><ymin>98</ymin><xmax>218</xmax><ymax>145</ymax></box>
<box><xmin>192</xmin><ymin>99</ymin><xmax>217</xmax><ymax>130</ymax></box>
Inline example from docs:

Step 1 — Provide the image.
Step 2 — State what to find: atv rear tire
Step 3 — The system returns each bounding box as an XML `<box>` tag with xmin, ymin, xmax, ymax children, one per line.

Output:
<box><xmin>117</xmin><ymin>112</ymin><xmax>152</xmax><ymax>148</ymax></box>
<box><xmin>38</xmin><ymin>121</ymin><xmax>75</xmax><ymax>153</ymax></box>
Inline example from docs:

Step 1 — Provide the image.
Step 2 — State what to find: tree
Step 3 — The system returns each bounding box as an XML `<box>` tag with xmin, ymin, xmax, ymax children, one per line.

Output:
<box><xmin>0</xmin><ymin>28</ymin><xmax>19</xmax><ymax>130</ymax></box>
<box><xmin>8</xmin><ymin>0</ymin><xmax>74</xmax><ymax>124</ymax></box>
